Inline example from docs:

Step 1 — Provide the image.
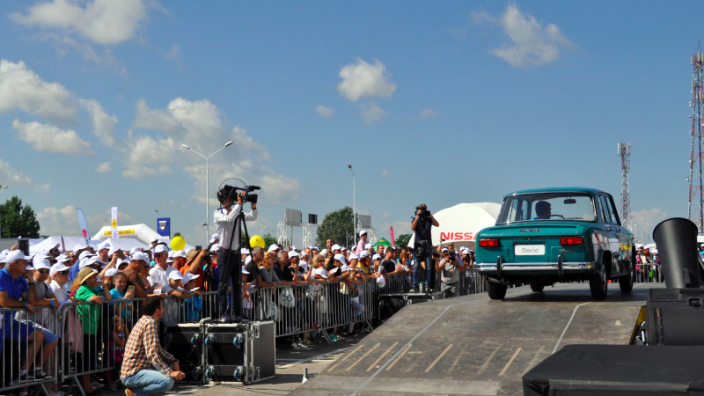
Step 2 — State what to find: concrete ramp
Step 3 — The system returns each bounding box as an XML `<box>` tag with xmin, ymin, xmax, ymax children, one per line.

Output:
<box><xmin>292</xmin><ymin>283</ymin><xmax>658</xmax><ymax>396</ymax></box>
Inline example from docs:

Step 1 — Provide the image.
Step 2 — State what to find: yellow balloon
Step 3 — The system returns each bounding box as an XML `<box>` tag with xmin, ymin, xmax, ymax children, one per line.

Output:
<box><xmin>170</xmin><ymin>236</ymin><xmax>186</xmax><ymax>251</ymax></box>
<box><xmin>250</xmin><ymin>235</ymin><xmax>265</xmax><ymax>249</ymax></box>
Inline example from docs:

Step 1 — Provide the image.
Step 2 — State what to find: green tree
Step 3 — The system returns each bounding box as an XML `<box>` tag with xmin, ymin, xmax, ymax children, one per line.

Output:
<box><xmin>395</xmin><ymin>233</ymin><xmax>412</xmax><ymax>248</ymax></box>
<box><xmin>0</xmin><ymin>196</ymin><xmax>41</xmax><ymax>238</ymax></box>
<box><xmin>316</xmin><ymin>206</ymin><xmax>355</xmax><ymax>248</ymax></box>
<box><xmin>262</xmin><ymin>233</ymin><xmax>278</xmax><ymax>249</ymax></box>
<box><xmin>174</xmin><ymin>232</ymin><xmax>182</xmax><ymax>237</ymax></box>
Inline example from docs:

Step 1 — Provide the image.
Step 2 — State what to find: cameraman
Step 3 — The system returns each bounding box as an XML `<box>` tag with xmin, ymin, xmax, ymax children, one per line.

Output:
<box><xmin>410</xmin><ymin>203</ymin><xmax>439</xmax><ymax>293</ymax></box>
<box><xmin>214</xmin><ymin>188</ymin><xmax>258</xmax><ymax>322</ymax></box>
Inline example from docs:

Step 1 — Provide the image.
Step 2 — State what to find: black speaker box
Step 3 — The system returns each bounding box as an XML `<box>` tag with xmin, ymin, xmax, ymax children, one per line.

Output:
<box><xmin>646</xmin><ymin>288</ymin><xmax>704</xmax><ymax>346</ymax></box>
<box><xmin>164</xmin><ymin>323</ymin><xmax>205</xmax><ymax>383</ymax></box>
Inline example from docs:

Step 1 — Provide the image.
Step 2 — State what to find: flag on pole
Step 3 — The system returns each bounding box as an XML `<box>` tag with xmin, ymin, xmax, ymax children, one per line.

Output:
<box><xmin>76</xmin><ymin>208</ymin><xmax>90</xmax><ymax>245</ymax></box>
<box><xmin>111</xmin><ymin>206</ymin><xmax>119</xmax><ymax>238</ymax></box>
<box><xmin>390</xmin><ymin>226</ymin><xmax>395</xmax><ymax>247</ymax></box>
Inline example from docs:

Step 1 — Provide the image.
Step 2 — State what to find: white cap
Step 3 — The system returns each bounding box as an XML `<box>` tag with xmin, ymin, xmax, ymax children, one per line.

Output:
<box><xmin>104</xmin><ymin>268</ymin><xmax>118</xmax><ymax>278</ymax></box>
<box><xmin>372</xmin><ymin>254</ymin><xmax>382</xmax><ymax>261</ymax></box>
<box><xmin>154</xmin><ymin>244</ymin><xmax>169</xmax><ymax>254</ymax></box>
<box><xmin>5</xmin><ymin>250</ymin><xmax>32</xmax><ymax>264</ymax></box>
<box><xmin>44</xmin><ymin>243</ymin><xmax>60</xmax><ymax>254</ymax></box>
<box><xmin>320</xmin><ymin>249</ymin><xmax>328</xmax><ymax>257</ymax></box>
<box><xmin>117</xmin><ymin>258</ymin><xmax>129</xmax><ymax>268</ymax></box>
<box><xmin>131</xmin><ymin>252</ymin><xmax>150</xmax><ymax>263</ymax></box>
<box><xmin>290</xmin><ymin>245</ymin><xmax>297</xmax><ymax>252</ymax></box>
<box><xmin>168</xmin><ymin>270</ymin><xmax>183</xmax><ymax>280</ymax></box>
<box><xmin>210</xmin><ymin>244</ymin><xmax>220</xmax><ymax>252</ymax></box>
<box><xmin>0</xmin><ymin>250</ymin><xmax>9</xmax><ymax>263</ymax></box>
<box><xmin>108</xmin><ymin>247</ymin><xmax>118</xmax><ymax>257</ymax></box>
<box><xmin>32</xmin><ymin>254</ymin><xmax>48</xmax><ymax>266</ymax></box>
<box><xmin>341</xmin><ymin>246</ymin><xmax>347</xmax><ymax>251</ymax></box>
<box><xmin>244</xmin><ymin>255</ymin><xmax>252</xmax><ymax>265</ymax></box>
<box><xmin>240</xmin><ymin>248</ymin><xmax>250</xmax><ymax>255</ymax></box>
<box><xmin>341</xmin><ymin>264</ymin><xmax>352</xmax><ymax>272</ymax></box>
<box><xmin>79</xmin><ymin>251</ymin><xmax>95</xmax><ymax>261</ymax></box>
<box><xmin>268</xmin><ymin>244</ymin><xmax>280</xmax><ymax>252</ymax></box>
<box><xmin>98</xmin><ymin>241</ymin><xmax>111</xmax><ymax>251</ymax></box>
<box><xmin>182</xmin><ymin>272</ymin><xmax>200</xmax><ymax>285</ymax></box>
<box><xmin>365</xmin><ymin>243</ymin><xmax>372</xmax><ymax>250</ymax></box>
<box><xmin>166</xmin><ymin>253</ymin><xmax>175</xmax><ymax>263</ymax></box>
<box><xmin>359</xmin><ymin>229</ymin><xmax>367</xmax><ymax>236</ymax></box>
<box><xmin>72</xmin><ymin>244</ymin><xmax>86</xmax><ymax>255</ymax></box>
<box><xmin>78</xmin><ymin>258</ymin><xmax>91</xmax><ymax>270</ymax></box>
<box><xmin>130</xmin><ymin>247</ymin><xmax>141</xmax><ymax>255</ymax></box>
<box><xmin>331</xmin><ymin>244</ymin><xmax>341</xmax><ymax>251</ymax></box>
<box><xmin>289</xmin><ymin>251</ymin><xmax>300</xmax><ymax>258</ymax></box>
<box><xmin>376</xmin><ymin>275</ymin><xmax>386</xmax><ymax>288</ymax></box>
<box><xmin>210</xmin><ymin>233</ymin><xmax>219</xmax><ymax>243</ymax></box>
<box><xmin>360</xmin><ymin>250</ymin><xmax>370</xmax><ymax>258</ymax></box>
<box><xmin>57</xmin><ymin>254</ymin><xmax>71</xmax><ymax>263</ymax></box>
<box><xmin>314</xmin><ymin>267</ymin><xmax>329</xmax><ymax>279</ymax></box>
<box><xmin>34</xmin><ymin>258</ymin><xmax>51</xmax><ymax>271</ymax></box>
<box><xmin>50</xmin><ymin>263</ymin><xmax>69</xmax><ymax>277</ymax></box>
<box><xmin>173</xmin><ymin>250</ymin><xmax>186</xmax><ymax>259</ymax></box>
<box><xmin>150</xmin><ymin>236</ymin><xmax>160</xmax><ymax>243</ymax></box>
<box><xmin>300</xmin><ymin>261</ymin><xmax>309</xmax><ymax>272</ymax></box>
<box><xmin>312</xmin><ymin>246</ymin><xmax>320</xmax><ymax>251</ymax></box>
<box><xmin>442</xmin><ymin>248</ymin><xmax>449</xmax><ymax>252</ymax></box>
<box><xmin>349</xmin><ymin>253</ymin><xmax>359</xmax><ymax>260</ymax></box>
<box><xmin>334</xmin><ymin>253</ymin><xmax>347</xmax><ymax>266</ymax></box>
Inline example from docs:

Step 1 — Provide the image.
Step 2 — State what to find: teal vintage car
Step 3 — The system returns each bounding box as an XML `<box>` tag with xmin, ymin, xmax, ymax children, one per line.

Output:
<box><xmin>475</xmin><ymin>187</ymin><xmax>636</xmax><ymax>300</ymax></box>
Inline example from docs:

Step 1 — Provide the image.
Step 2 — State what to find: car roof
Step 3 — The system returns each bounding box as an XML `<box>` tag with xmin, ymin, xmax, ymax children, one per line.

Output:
<box><xmin>503</xmin><ymin>187</ymin><xmax>607</xmax><ymax>199</ymax></box>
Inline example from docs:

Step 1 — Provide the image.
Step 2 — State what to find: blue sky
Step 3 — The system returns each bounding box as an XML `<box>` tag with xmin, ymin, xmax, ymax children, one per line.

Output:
<box><xmin>0</xmin><ymin>0</ymin><xmax>701</xmax><ymax>246</ymax></box>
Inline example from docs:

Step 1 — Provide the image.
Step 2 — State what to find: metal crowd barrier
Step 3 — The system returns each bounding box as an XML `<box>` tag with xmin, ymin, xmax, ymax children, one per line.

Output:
<box><xmin>635</xmin><ymin>263</ymin><xmax>663</xmax><ymax>283</ymax></box>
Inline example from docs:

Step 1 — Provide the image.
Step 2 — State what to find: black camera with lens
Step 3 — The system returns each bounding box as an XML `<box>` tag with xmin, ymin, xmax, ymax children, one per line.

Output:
<box><xmin>217</xmin><ymin>184</ymin><xmax>260</xmax><ymax>205</ymax></box>
<box><xmin>415</xmin><ymin>205</ymin><xmax>431</xmax><ymax>218</ymax></box>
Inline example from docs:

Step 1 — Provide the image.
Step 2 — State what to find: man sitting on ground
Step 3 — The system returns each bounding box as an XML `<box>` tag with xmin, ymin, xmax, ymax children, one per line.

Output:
<box><xmin>121</xmin><ymin>295</ymin><xmax>185</xmax><ymax>396</ymax></box>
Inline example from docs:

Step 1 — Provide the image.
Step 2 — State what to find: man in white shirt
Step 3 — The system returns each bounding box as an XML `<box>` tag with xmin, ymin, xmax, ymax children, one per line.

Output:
<box><xmin>214</xmin><ymin>186</ymin><xmax>258</xmax><ymax>322</ymax></box>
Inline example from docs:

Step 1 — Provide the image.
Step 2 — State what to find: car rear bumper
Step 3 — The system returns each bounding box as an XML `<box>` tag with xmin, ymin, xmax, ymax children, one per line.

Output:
<box><xmin>475</xmin><ymin>261</ymin><xmax>595</xmax><ymax>273</ymax></box>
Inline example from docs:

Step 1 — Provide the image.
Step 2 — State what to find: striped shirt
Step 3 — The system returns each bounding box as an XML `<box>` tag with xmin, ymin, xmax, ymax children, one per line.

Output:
<box><xmin>120</xmin><ymin>315</ymin><xmax>176</xmax><ymax>379</ymax></box>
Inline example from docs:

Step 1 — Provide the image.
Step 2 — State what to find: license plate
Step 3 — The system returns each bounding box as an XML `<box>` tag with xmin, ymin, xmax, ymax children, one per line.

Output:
<box><xmin>515</xmin><ymin>245</ymin><xmax>545</xmax><ymax>256</ymax></box>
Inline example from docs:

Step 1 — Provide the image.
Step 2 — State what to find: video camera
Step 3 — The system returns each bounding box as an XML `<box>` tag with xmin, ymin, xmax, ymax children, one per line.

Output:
<box><xmin>415</xmin><ymin>205</ymin><xmax>431</xmax><ymax>219</ymax></box>
<box><xmin>217</xmin><ymin>183</ymin><xmax>260</xmax><ymax>205</ymax></box>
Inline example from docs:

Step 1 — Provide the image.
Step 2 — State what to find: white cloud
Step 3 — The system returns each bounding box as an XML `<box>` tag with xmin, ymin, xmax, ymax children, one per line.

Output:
<box><xmin>47</xmin><ymin>34</ymin><xmax>127</xmax><ymax>75</ymax></box>
<box><xmin>630</xmin><ymin>208</ymin><xmax>668</xmax><ymax>242</ymax></box>
<box><xmin>380</xmin><ymin>169</ymin><xmax>389</xmax><ymax>178</ymax></box>
<box><xmin>37</xmin><ymin>205</ymin><xmax>79</xmax><ymax>236</ymax></box>
<box><xmin>9</xmin><ymin>0</ymin><xmax>150</xmax><ymax>45</ymax></box>
<box><xmin>0</xmin><ymin>59</ymin><xmax>77</xmax><ymax>122</ymax></box>
<box><xmin>0</xmin><ymin>159</ymin><xmax>34</xmax><ymax>187</ymax></box>
<box><xmin>95</xmin><ymin>161</ymin><xmax>113</xmax><ymax>173</ymax></box>
<box><xmin>473</xmin><ymin>5</ymin><xmax>576</xmax><ymax>69</ymax></box>
<box><xmin>338</xmin><ymin>58</ymin><xmax>396</xmax><ymax>101</ymax></box>
<box><xmin>359</xmin><ymin>102</ymin><xmax>385</xmax><ymax>124</ymax></box>
<box><xmin>163</xmin><ymin>43</ymin><xmax>182</xmax><ymax>67</ymax></box>
<box><xmin>419</xmin><ymin>108</ymin><xmax>437</xmax><ymax>119</ymax></box>
<box><xmin>79</xmin><ymin>99</ymin><xmax>117</xmax><ymax>147</ymax></box>
<box><xmin>13</xmin><ymin>119</ymin><xmax>93</xmax><ymax>155</ymax></box>
<box><xmin>314</xmin><ymin>105</ymin><xmax>334</xmax><ymax>118</ymax></box>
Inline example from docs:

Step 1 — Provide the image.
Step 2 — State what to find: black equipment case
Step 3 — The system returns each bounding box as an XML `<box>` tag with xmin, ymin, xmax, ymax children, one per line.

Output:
<box><xmin>203</xmin><ymin>321</ymin><xmax>276</xmax><ymax>384</ymax></box>
<box><xmin>646</xmin><ymin>288</ymin><xmax>704</xmax><ymax>346</ymax></box>
<box><xmin>164</xmin><ymin>323</ymin><xmax>206</xmax><ymax>383</ymax></box>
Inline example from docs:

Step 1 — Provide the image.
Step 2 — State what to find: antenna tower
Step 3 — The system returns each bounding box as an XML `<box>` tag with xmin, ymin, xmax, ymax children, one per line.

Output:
<box><xmin>689</xmin><ymin>50</ymin><xmax>704</xmax><ymax>234</ymax></box>
<box><xmin>617</xmin><ymin>143</ymin><xmax>631</xmax><ymax>231</ymax></box>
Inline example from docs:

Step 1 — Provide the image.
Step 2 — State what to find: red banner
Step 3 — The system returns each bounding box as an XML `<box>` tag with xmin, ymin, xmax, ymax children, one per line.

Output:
<box><xmin>390</xmin><ymin>226</ymin><xmax>395</xmax><ymax>247</ymax></box>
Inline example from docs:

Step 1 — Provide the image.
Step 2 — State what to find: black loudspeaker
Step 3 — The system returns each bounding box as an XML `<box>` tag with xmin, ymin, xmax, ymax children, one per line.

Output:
<box><xmin>652</xmin><ymin>217</ymin><xmax>701</xmax><ymax>288</ymax></box>
<box><xmin>308</xmin><ymin>214</ymin><xmax>317</xmax><ymax>225</ymax></box>
<box><xmin>18</xmin><ymin>239</ymin><xmax>29</xmax><ymax>255</ymax></box>
<box><xmin>164</xmin><ymin>324</ymin><xmax>206</xmax><ymax>383</ymax></box>
<box><xmin>646</xmin><ymin>288</ymin><xmax>704</xmax><ymax>346</ymax></box>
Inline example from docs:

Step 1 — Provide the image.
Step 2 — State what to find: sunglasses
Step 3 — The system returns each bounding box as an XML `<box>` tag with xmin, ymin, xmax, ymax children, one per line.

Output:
<box><xmin>57</xmin><ymin>270</ymin><xmax>69</xmax><ymax>276</ymax></box>
<box><xmin>38</xmin><ymin>269</ymin><xmax>50</xmax><ymax>274</ymax></box>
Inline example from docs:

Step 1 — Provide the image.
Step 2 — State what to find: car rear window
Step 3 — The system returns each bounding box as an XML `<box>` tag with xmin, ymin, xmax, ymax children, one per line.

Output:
<box><xmin>497</xmin><ymin>193</ymin><xmax>596</xmax><ymax>224</ymax></box>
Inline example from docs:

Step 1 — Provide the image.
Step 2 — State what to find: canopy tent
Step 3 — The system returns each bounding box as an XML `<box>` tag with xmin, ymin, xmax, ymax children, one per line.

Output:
<box><xmin>29</xmin><ymin>236</ymin><xmax>149</xmax><ymax>255</ymax></box>
<box><xmin>374</xmin><ymin>238</ymin><xmax>391</xmax><ymax>248</ymax></box>
<box><xmin>407</xmin><ymin>202</ymin><xmax>502</xmax><ymax>250</ymax></box>
<box><xmin>92</xmin><ymin>223</ymin><xmax>194</xmax><ymax>251</ymax></box>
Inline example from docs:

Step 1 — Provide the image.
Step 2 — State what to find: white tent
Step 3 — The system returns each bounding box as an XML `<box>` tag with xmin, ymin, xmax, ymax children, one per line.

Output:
<box><xmin>407</xmin><ymin>202</ymin><xmax>502</xmax><ymax>250</ymax></box>
<box><xmin>92</xmin><ymin>223</ymin><xmax>194</xmax><ymax>251</ymax></box>
<box><xmin>29</xmin><ymin>236</ymin><xmax>149</xmax><ymax>255</ymax></box>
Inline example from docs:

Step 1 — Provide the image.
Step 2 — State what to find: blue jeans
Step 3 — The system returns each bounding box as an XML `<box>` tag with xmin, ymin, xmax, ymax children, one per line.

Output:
<box><xmin>121</xmin><ymin>369</ymin><xmax>174</xmax><ymax>396</ymax></box>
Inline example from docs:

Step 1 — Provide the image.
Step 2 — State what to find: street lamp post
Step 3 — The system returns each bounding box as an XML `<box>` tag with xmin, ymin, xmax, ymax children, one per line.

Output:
<box><xmin>347</xmin><ymin>164</ymin><xmax>356</xmax><ymax>239</ymax></box>
<box><xmin>181</xmin><ymin>141</ymin><xmax>233</xmax><ymax>243</ymax></box>
<box><xmin>0</xmin><ymin>185</ymin><xmax>7</xmax><ymax>239</ymax></box>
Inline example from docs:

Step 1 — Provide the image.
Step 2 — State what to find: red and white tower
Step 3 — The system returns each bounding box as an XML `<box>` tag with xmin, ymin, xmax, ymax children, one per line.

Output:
<box><xmin>618</xmin><ymin>143</ymin><xmax>631</xmax><ymax>231</ymax></box>
<box><xmin>689</xmin><ymin>52</ymin><xmax>704</xmax><ymax>234</ymax></box>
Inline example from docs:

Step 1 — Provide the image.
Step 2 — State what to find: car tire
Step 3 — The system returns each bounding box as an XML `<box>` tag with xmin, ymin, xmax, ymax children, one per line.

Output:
<box><xmin>488</xmin><ymin>282</ymin><xmax>507</xmax><ymax>300</ymax></box>
<box><xmin>619</xmin><ymin>255</ymin><xmax>636</xmax><ymax>293</ymax></box>
<box><xmin>589</xmin><ymin>262</ymin><xmax>608</xmax><ymax>300</ymax></box>
<box><xmin>530</xmin><ymin>282</ymin><xmax>544</xmax><ymax>292</ymax></box>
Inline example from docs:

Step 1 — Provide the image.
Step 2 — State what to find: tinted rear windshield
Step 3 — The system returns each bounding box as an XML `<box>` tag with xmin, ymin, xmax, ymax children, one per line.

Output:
<box><xmin>497</xmin><ymin>193</ymin><xmax>596</xmax><ymax>225</ymax></box>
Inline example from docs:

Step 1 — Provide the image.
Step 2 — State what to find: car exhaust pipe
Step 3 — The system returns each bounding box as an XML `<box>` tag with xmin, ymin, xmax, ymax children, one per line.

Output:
<box><xmin>652</xmin><ymin>217</ymin><xmax>702</xmax><ymax>289</ymax></box>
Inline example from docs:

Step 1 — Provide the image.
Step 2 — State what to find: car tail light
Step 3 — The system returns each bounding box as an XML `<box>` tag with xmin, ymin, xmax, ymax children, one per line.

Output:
<box><xmin>478</xmin><ymin>238</ymin><xmax>500</xmax><ymax>248</ymax></box>
<box><xmin>560</xmin><ymin>236</ymin><xmax>583</xmax><ymax>246</ymax></box>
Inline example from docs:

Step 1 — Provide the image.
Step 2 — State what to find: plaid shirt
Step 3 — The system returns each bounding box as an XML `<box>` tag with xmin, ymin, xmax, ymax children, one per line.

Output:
<box><xmin>120</xmin><ymin>315</ymin><xmax>176</xmax><ymax>379</ymax></box>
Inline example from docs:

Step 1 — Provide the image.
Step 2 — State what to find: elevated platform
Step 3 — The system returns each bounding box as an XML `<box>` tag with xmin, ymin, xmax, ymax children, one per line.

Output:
<box><xmin>293</xmin><ymin>283</ymin><xmax>660</xmax><ymax>396</ymax></box>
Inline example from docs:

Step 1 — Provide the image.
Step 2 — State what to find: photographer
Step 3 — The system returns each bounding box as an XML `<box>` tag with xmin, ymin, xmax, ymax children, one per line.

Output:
<box><xmin>436</xmin><ymin>249</ymin><xmax>464</xmax><ymax>298</ymax></box>
<box><xmin>214</xmin><ymin>187</ymin><xmax>258</xmax><ymax>322</ymax></box>
<box><xmin>410</xmin><ymin>203</ymin><xmax>439</xmax><ymax>293</ymax></box>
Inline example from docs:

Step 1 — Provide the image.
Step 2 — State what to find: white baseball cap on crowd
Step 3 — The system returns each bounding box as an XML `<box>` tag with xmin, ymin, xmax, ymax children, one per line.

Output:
<box><xmin>173</xmin><ymin>250</ymin><xmax>186</xmax><ymax>259</ymax></box>
<box><xmin>131</xmin><ymin>252</ymin><xmax>150</xmax><ymax>263</ymax></box>
<box><xmin>209</xmin><ymin>244</ymin><xmax>220</xmax><ymax>252</ymax></box>
<box><xmin>117</xmin><ymin>258</ymin><xmax>130</xmax><ymax>269</ymax></box>
<box><xmin>312</xmin><ymin>246</ymin><xmax>319</xmax><ymax>251</ymax></box>
<box><xmin>314</xmin><ymin>267</ymin><xmax>329</xmax><ymax>279</ymax></box>
<box><xmin>32</xmin><ymin>254</ymin><xmax>48</xmax><ymax>266</ymax></box>
<box><xmin>372</xmin><ymin>254</ymin><xmax>382</xmax><ymax>261</ymax></box>
<box><xmin>182</xmin><ymin>272</ymin><xmax>200</xmax><ymax>285</ymax></box>
<box><xmin>50</xmin><ymin>263</ymin><xmax>70</xmax><ymax>277</ymax></box>
<box><xmin>130</xmin><ymin>247</ymin><xmax>141</xmax><ymax>255</ymax></box>
<box><xmin>341</xmin><ymin>247</ymin><xmax>347</xmax><ymax>252</ymax></box>
<box><xmin>268</xmin><ymin>244</ymin><xmax>280</xmax><ymax>252</ymax></box>
<box><xmin>320</xmin><ymin>249</ymin><xmax>328</xmax><ymax>257</ymax></box>
<box><xmin>150</xmin><ymin>237</ymin><xmax>160</xmax><ymax>244</ymax></box>
<box><xmin>334</xmin><ymin>253</ymin><xmax>347</xmax><ymax>266</ymax></box>
<box><xmin>98</xmin><ymin>241</ymin><xmax>111</xmax><ymax>251</ymax></box>
<box><xmin>349</xmin><ymin>253</ymin><xmax>359</xmax><ymax>261</ymax></box>
<box><xmin>33</xmin><ymin>258</ymin><xmax>51</xmax><ymax>271</ymax></box>
<box><xmin>299</xmin><ymin>261</ymin><xmax>309</xmax><ymax>272</ymax></box>
<box><xmin>365</xmin><ymin>243</ymin><xmax>372</xmax><ymax>250</ymax></box>
<box><xmin>73</xmin><ymin>244</ymin><xmax>87</xmax><ymax>255</ymax></box>
<box><xmin>154</xmin><ymin>244</ymin><xmax>169</xmax><ymax>254</ymax></box>
<box><xmin>104</xmin><ymin>268</ymin><xmax>118</xmax><ymax>278</ymax></box>
<box><xmin>240</xmin><ymin>248</ymin><xmax>250</xmax><ymax>255</ymax></box>
<box><xmin>79</xmin><ymin>251</ymin><xmax>95</xmax><ymax>261</ymax></box>
<box><xmin>289</xmin><ymin>251</ymin><xmax>300</xmax><ymax>258</ymax></box>
<box><xmin>0</xmin><ymin>249</ymin><xmax>9</xmax><ymax>263</ymax></box>
<box><xmin>57</xmin><ymin>254</ymin><xmax>71</xmax><ymax>263</ymax></box>
<box><xmin>290</xmin><ymin>245</ymin><xmax>297</xmax><ymax>252</ymax></box>
<box><xmin>166</xmin><ymin>252</ymin><xmax>175</xmax><ymax>263</ymax></box>
<box><xmin>210</xmin><ymin>233</ymin><xmax>219</xmax><ymax>243</ymax></box>
<box><xmin>360</xmin><ymin>250</ymin><xmax>370</xmax><ymax>258</ymax></box>
<box><xmin>359</xmin><ymin>229</ymin><xmax>367</xmax><ymax>236</ymax></box>
<box><xmin>331</xmin><ymin>244</ymin><xmax>341</xmax><ymax>251</ymax></box>
<box><xmin>168</xmin><ymin>271</ymin><xmax>183</xmax><ymax>281</ymax></box>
